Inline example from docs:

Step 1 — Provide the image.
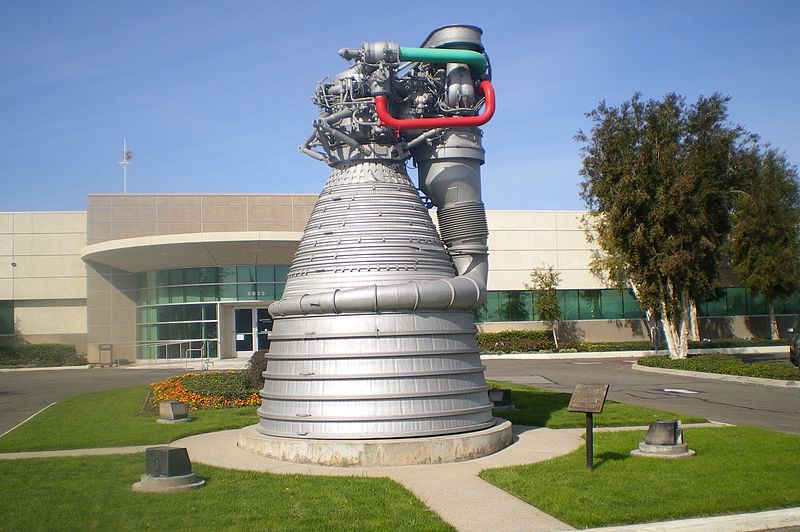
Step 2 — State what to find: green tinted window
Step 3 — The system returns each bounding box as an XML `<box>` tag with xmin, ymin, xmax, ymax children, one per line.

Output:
<box><xmin>219</xmin><ymin>283</ymin><xmax>237</xmax><ymax>301</ymax></box>
<box><xmin>184</xmin><ymin>285</ymin><xmax>202</xmax><ymax>303</ymax></box>
<box><xmin>237</xmin><ymin>266</ymin><xmax>257</xmax><ymax>283</ymax></box>
<box><xmin>559</xmin><ymin>290</ymin><xmax>579</xmax><ymax>320</ymax></box>
<box><xmin>498</xmin><ymin>291</ymin><xmax>531</xmax><ymax>321</ymax></box>
<box><xmin>727</xmin><ymin>288</ymin><xmax>747</xmax><ymax>316</ymax></box>
<box><xmin>156</xmin><ymin>270</ymin><xmax>170</xmax><ymax>287</ymax></box>
<box><xmin>747</xmin><ymin>289</ymin><xmax>767</xmax><ymax>315</ymax></box>
<box><xmin>578</xmin><ymin>290</ymin><xmax>601</xmax><ymax>319</ymax></box>
<box><xmin>237</xmin><ymin>284</ymin><xmax>257</xmax><ymax>300</ymax></box>
<box><xmin>703</xmin><ymin>289</ymin><xmax>728</xmax><ymax>317</ymax></box>
<box><xmin>201</xmin><ymin>285</ymin><xmax>217</xmax><ymax>301</ymax></box>
<box><xmin>169</xmin><ymin>286</ymin><xmax>184</xmax><ymax>304</ymax></box>
<box><xmin>275</xmin><ymin>265</ymin><xmax>290</xmax><ymax>282</ymax></box>
<box><xmin>600</xmin><ymin>290</ymin><xmax>624</xmax><ymax>319</ymax></box>
<box><xmin>257</xmin><ymin>266</ymin><xmax>275</xmax><ymax>282</ymax></box>
<box><xmin>0</xmin><ymin>301</ymin><xmax>14</xmax><ymax>335</ymax></box>
<box><xmin>621</xmin><ymin>290</ymin><xmax>644</xmax><ymax>318</ymax></box>
<box><xmin>218</xmin><ymin>267</ymin><xmax>237</xmax><ymax>284</ymax></box>
<box><xmin>485</xmin><ymin>291</ymin><xmax>502</xmax><ymax>321</ymax></box>
<box><xmin>199</xmin><ymin>267</ymin><xmax>218</xmax><ymax>284</ymax></box>
<box><xmin>168</xmin><ymin>269</ymin><xmax>183</xmax><ymax>286</ymax></box>
<box><xmin>156</xmin><ymin>288</ymin><xmax>170</xmax><ymax>305</ymax></box>
<box><xmin>255</xmin><ymin>283</ymin><xmax>276</xmax><ymax>300</ymax></box>
<box><xmin>782</xmin><ymin>293</ymin><xmax>800</xmax><ymax>315</ymax></box>
<box><xmin>183</xmin><ymin>268</ymin><xmax>201</xmax><ymax>285</ymax></box>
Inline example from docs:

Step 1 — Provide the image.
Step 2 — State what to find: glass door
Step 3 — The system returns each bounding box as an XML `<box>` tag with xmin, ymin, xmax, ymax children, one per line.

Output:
<box><xmin>234</xmin><ymin>307</ymin><xmax>272</xmax><ymax>356</ymax></box>
<box><xmin>234</xmin><ymin>308</ymin><xmax>254</xmax><ymax>355</ymax></box>
<box><xmin>256</xmin><ymin>308</ymin><xmax>273</xmax><ymax>351</ymax></box>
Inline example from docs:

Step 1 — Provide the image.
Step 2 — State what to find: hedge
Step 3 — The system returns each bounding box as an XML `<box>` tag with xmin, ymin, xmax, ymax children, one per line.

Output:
<box><xmin>0</xmin><ymin>343</ymin><xmax>86</xmax><ymax>367</ymax></box>
<box><xmin>476</xmin><ymin>330</ymin><xmax>555</xmax><ymax>353</ymax></box>
<box><xmin>477</xmin><ymin>330</ymin><xmax>789</xmax><ymax>354</ymax></box>
<box><xmin>151</xmin><ymin>371</ymin><xmax>260</xmax><ymax>410</ymax></box>
<box><xmin>638</xmin><ymin>354</ymin><xmax>800</xmax><ymax>381</ymax></box>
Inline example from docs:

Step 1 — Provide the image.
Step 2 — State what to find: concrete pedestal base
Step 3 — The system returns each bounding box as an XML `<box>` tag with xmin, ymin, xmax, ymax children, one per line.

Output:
<box><xmin>131</xmin><ymin>472</ymin><xmax>205</xmax><ymax>492</ymax></box>
<box><xmin>238</xmin><ymin>418</ymin><xmax>513</xmax><ymax>467</ymax></box>
<box><xmin>631</xmin><ymin>442</ymin><xmax>696</xmax><ymax>458</ymax></box>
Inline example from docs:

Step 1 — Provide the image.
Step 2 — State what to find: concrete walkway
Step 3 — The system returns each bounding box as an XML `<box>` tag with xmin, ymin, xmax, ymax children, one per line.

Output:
<box><xmin>172</xmin><ymin>425</ymin><xmax>582</xmax><ymax>532</ymax></box>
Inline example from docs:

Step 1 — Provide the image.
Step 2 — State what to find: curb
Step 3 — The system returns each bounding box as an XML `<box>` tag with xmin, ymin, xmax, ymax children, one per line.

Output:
<box><xmin>481</xmin><ymin>345</ymin><xmax>788</xmax><ymax>361</ymax></box>
<box><xmin>579</xmin><ymin>507</ymin><xmax>800</xmax><ymax>532</ymax></box>
<box><xmin>0</xmin><ymin>364</ymin><xmax>92</xmax><ymax>373</ymax></box>
<box><xmin>633</xmin><ymin>364</ymin><xmax>800</xmax><ymax>388</ymax></box>
<box><xmin>482</xmin><ymin>351</ymin><xmax>653</xmax><ymax>360</ymax></box>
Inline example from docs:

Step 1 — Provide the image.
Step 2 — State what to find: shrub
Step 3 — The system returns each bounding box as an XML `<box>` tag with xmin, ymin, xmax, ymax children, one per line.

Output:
<box><xmin>247</xmin><ymin>350</ymin><xmax>268</xmax><ymax>389</ymax></box>
<box><xmin>638</xmin><ymin>354</ymin><xmax>800</xmax><ymax>380</ymax></box>
<box><xmin>151</xmin><ymin>371</ymin><xmax>260</xmax><ymax>410</ymax></box>
<box><xmin>688</xmin><ymin>338</ymin><xmax>788</xmax><ymax>349</ymax></box>
<box><xmin>576</xmin><ymin>341</ymin><xmax>654</xmax><ymax>352</ymax></box>
<box><xmin>477</xmin><ymin>330</ymin><xmax>555</xmax><ymax>353</ymax></box>
<box><xmin>0</xmin><ymin>343</ymin><xmax>86</xmax><ymax>367</ymax></box>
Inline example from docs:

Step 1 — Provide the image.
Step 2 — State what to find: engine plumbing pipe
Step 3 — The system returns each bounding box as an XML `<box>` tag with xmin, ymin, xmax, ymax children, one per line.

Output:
<box><xmin>374</xmin><ymin>80</ymin><xmax>495</xmax><ymax>131</ymax></box>
<box><xmin>399</xmin><ymin>47</ymin><xmax>488</xmax><ymax>72</ymax></box>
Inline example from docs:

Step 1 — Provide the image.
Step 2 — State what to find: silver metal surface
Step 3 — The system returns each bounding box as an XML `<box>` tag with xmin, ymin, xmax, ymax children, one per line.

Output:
<box><xmin>258</xmin><ymin>26</ymin><xmax>494</xmax><ymax>439</ymax></box>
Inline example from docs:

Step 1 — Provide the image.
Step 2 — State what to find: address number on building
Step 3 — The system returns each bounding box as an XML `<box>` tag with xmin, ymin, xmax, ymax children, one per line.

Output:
<box><xmin>247</xmin><ymin>291</ymin><xmax>266</xmax><ymax>297</ymax></box>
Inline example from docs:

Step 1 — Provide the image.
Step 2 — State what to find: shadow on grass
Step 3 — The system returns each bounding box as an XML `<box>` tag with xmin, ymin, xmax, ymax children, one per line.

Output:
<box><xmin>594</xmin><ymin>451</ymin><xmax>631</xmax><ymax>468</ymax></box>
<box><xmin>489</xmin><ymin>383</ymin><xmax>572</xmax><ymax>427</ymax></box>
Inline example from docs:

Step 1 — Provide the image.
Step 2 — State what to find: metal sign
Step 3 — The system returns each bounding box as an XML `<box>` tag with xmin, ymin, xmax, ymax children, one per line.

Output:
<box><xmin>568</xmin><ymin>384</ymin><xmax>609</xmax><ymax>413</ymax></box>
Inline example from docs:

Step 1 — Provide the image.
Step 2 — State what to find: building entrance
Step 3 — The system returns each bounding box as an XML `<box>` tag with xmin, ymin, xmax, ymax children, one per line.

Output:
<box><xmin>233</xmin><ymin>307</ymin><xmax>272</xmax><ymax>356</ymax></box>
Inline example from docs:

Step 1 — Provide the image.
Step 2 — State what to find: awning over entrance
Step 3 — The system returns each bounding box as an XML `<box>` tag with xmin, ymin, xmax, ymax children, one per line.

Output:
<box><xmin>80</xmin><ymin>231</ymin><xmax>302</xmax><ymax>273</ymax></box>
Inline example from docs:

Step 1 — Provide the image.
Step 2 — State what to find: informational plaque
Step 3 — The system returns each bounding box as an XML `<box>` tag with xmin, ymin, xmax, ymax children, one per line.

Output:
<box><xmin>568</xmin><ymin>384</ymin><xmax>609</xmax><ymax>414</ymax></box>
<box><xmin>568</xmin><ymin>383</ymin><xmax>610</xmax><ymax>470</ymax></box>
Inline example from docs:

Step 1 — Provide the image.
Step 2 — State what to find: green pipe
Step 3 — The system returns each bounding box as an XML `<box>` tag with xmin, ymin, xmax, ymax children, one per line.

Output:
<box><xmin>399</xmin><ymin>47</ymin><xmax>487</xmax><ymax>72</ymax></box>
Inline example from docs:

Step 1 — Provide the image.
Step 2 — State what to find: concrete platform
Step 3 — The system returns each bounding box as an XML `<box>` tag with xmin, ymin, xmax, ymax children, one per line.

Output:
<box><xmin>238</xmin><ymin>419</ymin><xmax>513</xmax><ymax>467</ymax></box>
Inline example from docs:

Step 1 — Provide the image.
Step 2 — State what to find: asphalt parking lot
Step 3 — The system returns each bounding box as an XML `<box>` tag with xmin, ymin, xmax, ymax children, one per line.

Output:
<box><xmin>484</xmin><ymin>355</ymin><xmax>800</xmax><ymax>434</ymax></box>
<box><xmin>0</xmin><ymin>367</ymin><xmax>183</xmax><ymax>435</ymax></box>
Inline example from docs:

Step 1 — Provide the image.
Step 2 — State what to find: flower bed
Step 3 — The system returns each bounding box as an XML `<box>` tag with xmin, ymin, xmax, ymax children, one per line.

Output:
<box><xmin>151</xmin><ymin>371</ymin><xmax>260</xmax><ymax>410</ymax></box>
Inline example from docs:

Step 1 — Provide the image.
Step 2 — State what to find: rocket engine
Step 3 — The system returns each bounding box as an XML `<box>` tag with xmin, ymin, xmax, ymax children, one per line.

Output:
<box><xmin>257</xmin><ymin>25</ymin><xmax>496</xmax><ymax>439</ymax></box>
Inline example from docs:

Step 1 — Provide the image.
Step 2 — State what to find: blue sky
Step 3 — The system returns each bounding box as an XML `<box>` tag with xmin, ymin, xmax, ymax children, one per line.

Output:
<box><xmin>1</xmin><ymin>1</ymin><xmax>798</xmax><ymax>212</ymax></box>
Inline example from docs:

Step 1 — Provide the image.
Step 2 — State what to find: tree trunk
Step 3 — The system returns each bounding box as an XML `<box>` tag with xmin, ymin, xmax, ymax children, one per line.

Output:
<box><xmin>768</xmin><ymin>297</ymin><xmax>780</xmax><ymax>339</ymax></box>
<box><xmin>660</xmin><ymin>289</ymin><xmax>690</xmax><ymax>359</ymax></box>
<box><xmin>552</xmin><ymin>323</ymin><xmax>559</xmax><ymax>350</ymax></box>
<box><xmin>688</xmin><ymin>298</ymin><xmax>700</xmax><ymax>341</ymax></box>
<box><xmin>630</xmin><ymin>282</ymin><xmax>659</xmax><ymax>348</ymax></box>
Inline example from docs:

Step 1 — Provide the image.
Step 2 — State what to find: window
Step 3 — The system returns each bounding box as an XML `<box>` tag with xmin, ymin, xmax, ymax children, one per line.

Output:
<box><xmin>559</xmin><ymin>290</ymin><xmax>579</xmax><ymax>320</ymax></box>
<box><xmin>0</xmin><ymin>301</ymin><xmax>13</xmax><ymax>335</ymax></box>
<box><xmin>600</xmin><ymin>290</ymin><xmax>624</xmax><ymax>319</ymax></box>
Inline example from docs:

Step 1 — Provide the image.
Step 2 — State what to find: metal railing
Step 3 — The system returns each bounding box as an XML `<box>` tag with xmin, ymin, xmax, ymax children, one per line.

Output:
<box><xmin>136</xmin><ymin>339</ymin><xmax>215</xmax><ymax>369</ymax></box>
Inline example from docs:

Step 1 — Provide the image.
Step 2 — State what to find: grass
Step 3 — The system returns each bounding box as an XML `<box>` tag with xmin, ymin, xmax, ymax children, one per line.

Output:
<box><xmin>639</xmin><ymin>354</ymin><xmax>800</xmax><ymax>380</ymax></box>
<box><xmin>488</xmin><ymin>381</ymin><xmax>706</xmax><ymax>428</ymax></box>
<box><xmin>0</xmin><ymin>385</ymin><xmax>258</xmax><ymax>452</ymax></box>
<box><xmin>0</xmin><ymin>381</ymin><xmax>705</xmax><ymax>452</ymax></box>
<box><xmin>0</xmin><ymin>454</ymin><xmax>452</xmax><ymax>531</ymax></box>
<box><xmin>480</xmin><ymin>426</ymin><xmax>800</xmax><ymax>528</ymax></box>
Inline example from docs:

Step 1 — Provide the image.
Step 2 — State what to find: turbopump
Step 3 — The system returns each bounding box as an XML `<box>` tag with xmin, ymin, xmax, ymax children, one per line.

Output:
<box><xmin>258</xmin><ymin>25</ymin><xmax>497</xmax><ymax>439</ymax></box>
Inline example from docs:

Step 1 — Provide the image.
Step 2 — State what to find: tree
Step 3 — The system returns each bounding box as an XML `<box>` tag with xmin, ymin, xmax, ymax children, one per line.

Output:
<box><xmin>729</xmin><ymin>145</ymin><xmax>800</xmax><ymax>338</ymax></box>
<box><xmin>577</xmin><ymin>93</ymin><xmax>740</xmax><ymax>359</ymax></box>
<box><xmin>526</xmin><ymin>265</ymin><xmax>562</xmax><ymax>349</ymax></box>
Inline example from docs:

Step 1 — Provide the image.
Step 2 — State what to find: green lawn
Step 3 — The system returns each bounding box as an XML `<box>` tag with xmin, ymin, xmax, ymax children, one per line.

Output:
<box><xmin>488</xmin><ymin>381</ymin><xmax>706</xmax><ymax>428</ymax></box>
<box><xmin>480</xmin><ymin>426</ymin><xmax>800</xmax><ymax>528</ymax></box>
<box><xmin>0</xmin><ymin>454</ymin><xmax>452</xmax><ymax>531</ymax></box>
<box><xmin>0</xmin><ymin>381</ymin><xmax>706</xmax><ymax>452</ymax></box>
<box><xmin>0</xmin><ymin>385</ymin><xmax>258</xmax><ymax>452</ymax></box>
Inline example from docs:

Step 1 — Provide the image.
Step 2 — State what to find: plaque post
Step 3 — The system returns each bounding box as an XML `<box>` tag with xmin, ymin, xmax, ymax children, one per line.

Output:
<box><xmin>567</xmin><ymin>384</ymin><xmax>609</xmax><ymax>472</ymax></box>
<box><xmin>585</xmin><ymin>412</ymin><xmax>593</xmax><ymax>470</ymax></box>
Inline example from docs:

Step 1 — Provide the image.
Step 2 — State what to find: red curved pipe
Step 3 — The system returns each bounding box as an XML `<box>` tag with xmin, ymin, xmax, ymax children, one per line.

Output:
<box><xmin>375</xmin><ymin>79</ymin><xmax>495</xmax><ymax>131</ymax></box>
